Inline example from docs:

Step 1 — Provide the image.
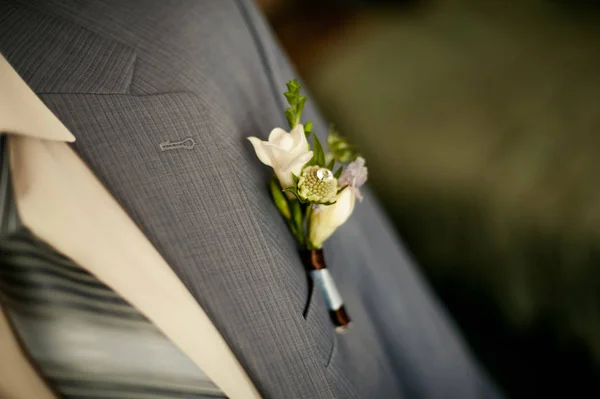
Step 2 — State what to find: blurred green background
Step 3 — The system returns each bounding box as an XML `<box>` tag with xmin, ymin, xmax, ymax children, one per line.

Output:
<box><xmin>259</xmin><ymin>0</ymin><xmax>600</xmax><ymax>397</ymax></box>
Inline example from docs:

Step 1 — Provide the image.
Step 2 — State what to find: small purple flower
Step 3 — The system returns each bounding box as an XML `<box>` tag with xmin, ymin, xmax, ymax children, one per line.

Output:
<box><xmin>338</xmin><ymin>157</ymin><xmax>368</xmax><ymax>201</ymax></box>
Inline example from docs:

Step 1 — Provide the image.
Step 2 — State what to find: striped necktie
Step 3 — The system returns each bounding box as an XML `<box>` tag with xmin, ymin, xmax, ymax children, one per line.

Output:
<box><xmin>0</xmin><ymin>134</ymin><xmax>227</xmax><ymax>399</ymax></box>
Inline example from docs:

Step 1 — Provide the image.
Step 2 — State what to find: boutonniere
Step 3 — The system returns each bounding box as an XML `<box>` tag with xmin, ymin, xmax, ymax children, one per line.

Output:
<box><xmin>248</xmin><ymin>79</ymin><xmax>367</xmax><ymax>332</ymax></box>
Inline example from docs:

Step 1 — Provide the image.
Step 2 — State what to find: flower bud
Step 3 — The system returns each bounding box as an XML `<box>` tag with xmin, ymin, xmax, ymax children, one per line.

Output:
<box><xmin>298</xmin><ymin>166</ymin><xmax>338</xmax><ymax>204</ymax></box>
<box><xmin>269</xmin><ymin>177</ymin><xmax>291</xmax><ymax>220</ymax></box>
<box><xmin>248</xmin><ymin>124</ymin><xmax>313</xmax><ymax>192</ymax></box>
<box><xmin>308</xmin><ymin>188</ymin><xmax>356</xmax><ymax>249</ymax></box>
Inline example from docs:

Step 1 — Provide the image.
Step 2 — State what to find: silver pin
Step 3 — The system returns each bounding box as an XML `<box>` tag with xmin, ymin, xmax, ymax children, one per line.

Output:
<box><xmin>159</xmin><ymin>138</ymin><xmax>196</xmax><ymax>151</ymax></box>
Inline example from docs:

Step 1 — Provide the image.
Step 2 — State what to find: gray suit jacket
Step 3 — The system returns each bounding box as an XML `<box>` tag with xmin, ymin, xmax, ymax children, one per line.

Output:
<box><xmin>0</xmin><ymin>0</ymin><xmax>501</xmax><ymax>397</ymax></box>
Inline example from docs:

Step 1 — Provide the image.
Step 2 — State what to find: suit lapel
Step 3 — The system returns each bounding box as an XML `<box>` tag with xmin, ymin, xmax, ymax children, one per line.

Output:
<box><xmin>9</xmin><ymin>135</ymin><xmax>260</xmax><ymax>398</ymax></box>
<box><xmin>0</xmin><ymin>1</ymin><xmax>136</xmax><ymax>95</ymax></box>
<box><xmin>40</xmin><ymin>92</ymin><xmax>336</xmax><ymax>398</ymax></box>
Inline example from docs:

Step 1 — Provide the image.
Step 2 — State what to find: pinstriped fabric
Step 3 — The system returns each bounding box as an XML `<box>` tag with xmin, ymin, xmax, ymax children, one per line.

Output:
<box><xmin>0</xmin><ymin>1</ymin><xmax>504</xmax><ymax>397</ymax></box>
<box><xmin>0</xmin><ymin>134</ymin><xmax>226</xmax><ymax>399</ymax></box>
<box><xmin>0</xmin><ymin>2</ymin><xmax>136</xmax><ymax>94</ymax></box>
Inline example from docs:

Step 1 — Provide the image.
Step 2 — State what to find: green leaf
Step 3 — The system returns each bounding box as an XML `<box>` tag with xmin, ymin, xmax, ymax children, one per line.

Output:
<box><xmin>284</xmin><ymin>108</ymin><xmax>295</xmax><ymax>129</ymax></box>
<box><xmin>282</xmin><ymin>186</ymin><xmax>305</xmax><ymax>203</ymax></box>
<box><xmin>269</xmin><ymin>177</ymin><xmax>291</xmax><ymax>220</ymax></box>
<box><xmin>326</xmin><ymin>159</ymin><xmax>335</xmax><ymax>171</ymax></box>
<box><xmin>327</xmin><ymin>125</ymin><xmax>360</xmax><ymax>164</ymax></box>
<box><xmin>312</xmin><ymin>134</ymin><xmax>326</xmax><ymax>167</ymax></box>
<box><xmin>292</xmin><ymin>173</ymin><xmax>299</xmax><ymax>186</ymax></box>
<box><xmin>337</xmin><ymin>185</ymin><xmax>349</xmax><ymax>195</ymax></box>
<box><xmin>290</xmin><ymin>200</ymin><xmax>303</xmax><ymax>230</ymax></box>
<box><xmin>288</xmin><ymin>220</ymin><xmax>298</xmax><ymax>236</ymax></box>
<box><xmin>289</xmin><ymin>199</ymin><xmax>305</xmax><ymax>246</ymax></box>
<box><xmin>305</xmin><ymin>121</ymin><xmax>313</xmax><ymax>133</ymax></box>
<box><xmin>296</xmin><ymin>96</ymin><xmax>306</xmax><ymax>115</ymax></box>
<box><xmin>320</xmin><ymin>200</ymin><xmax>337</xmax><ymax>206</ymax></box>
<box><xmin>334</xmin><ymin>166</ymin><xmax>344</xmax><ymax>179</ymax></box>
<box><xmin>283</xmin><ymin>79</ymin><xmax>305</xmax><ymax>129</ymax></box>
<box><xmin>284</xmin><ymin>92</ymin><xmax>296</xmax><ymax>105</ymax></box>
<box><xmin>304</xmin><ymin>121</ymin><xmax>312</xmax><ymax>141</ymax></box>
<box><xmin>286</xmin><ymin>79</ymin><xmax>301</xmax><ymax>93</ymax></box>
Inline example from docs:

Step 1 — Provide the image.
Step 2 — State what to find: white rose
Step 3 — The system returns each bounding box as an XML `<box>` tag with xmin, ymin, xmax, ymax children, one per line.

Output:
<box><xmin>308</xmin><ymin>187</ymin><xmax>356</xmax><ymax>249</ymax></box>
<box><xmin>248</xmin><ymin>124</ymin><xmax>313</xmax><ymax>191</ymax></box>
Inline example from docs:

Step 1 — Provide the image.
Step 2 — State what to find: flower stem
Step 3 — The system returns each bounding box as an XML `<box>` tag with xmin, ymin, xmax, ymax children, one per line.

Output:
<box><xmin>290</xmin><ymin>200</ymin><xmax>304</xmax><ymax>247</ymax></box>
<box><xmin>305</xmin><ymin>205</ymin><xmax>313</xmax><ymax>248</ymax></box>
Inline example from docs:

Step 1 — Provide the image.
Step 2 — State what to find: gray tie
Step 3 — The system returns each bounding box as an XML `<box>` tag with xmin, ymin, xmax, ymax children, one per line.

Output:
<box><xmin>0</xmin><ymin>134</ymin><xmax>227</xmax><ymax>399</ymax></box>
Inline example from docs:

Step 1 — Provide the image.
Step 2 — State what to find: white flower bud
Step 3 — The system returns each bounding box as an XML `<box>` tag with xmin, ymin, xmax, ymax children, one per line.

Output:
<box><xmin>308</xmin><ymin>188</ymin><xmax>356</xmax><ymax>249</ymax></box>
<box><xmin>248</xmin><ymin>124</ymin><xmax>313</xmax><ymax>192</ymax></box>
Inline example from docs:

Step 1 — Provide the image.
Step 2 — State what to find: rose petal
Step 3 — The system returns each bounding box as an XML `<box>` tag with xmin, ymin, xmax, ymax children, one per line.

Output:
<box><xmin>269</xmin><ymin>128</ymin><xmax>296</xmax><ymax>151</ymax></box>
<box><xmin>279</xmin><ymin>134</ymin><xmax>295</xmax><ymax>151</ymax></box>
<box><xmin>268</xmin><ymin>127</ymin><xmax>288</xmax><ymax>143</ymax></box>
<box><xmin>281</xmin><ymin>151</ymin><xmax>313</xmax><ymax>176</ymax></box>
<box><xmin>289</xmin><ymin>123</ymin><xmax>304</xmax><ymax>144</ymax></box>
<box><xmin>260</xmin><ymin>142</ymin><xmax>294</xmax><ymax>170</ymax></box>
<box><xmin>290</xmin><ymin>124</ymin><xmax>309</xmax><ymax>156</ymax></box>
<box><xmin>275</xmin><ymin>170</ymin><xmax>295</xmax><ymax>191</ymax></box>
<box><xmin>247</xmin><ymin>137</ymin><xmax>272</xmax><ymax>167</ymax></box>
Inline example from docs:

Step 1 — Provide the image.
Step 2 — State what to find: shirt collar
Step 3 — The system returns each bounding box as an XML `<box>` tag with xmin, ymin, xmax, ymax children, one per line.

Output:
<box><xmin>0</xmin><ymin>54</ymin><xmax>75</xmax><ymax>142</ymax></box>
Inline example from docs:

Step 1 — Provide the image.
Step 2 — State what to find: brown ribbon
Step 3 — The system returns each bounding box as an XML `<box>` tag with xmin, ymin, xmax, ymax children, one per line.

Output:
<box><xmin>302</xmin><ymin>249</ymin><xmax>351</xmax><ymax>332</ymax></box>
